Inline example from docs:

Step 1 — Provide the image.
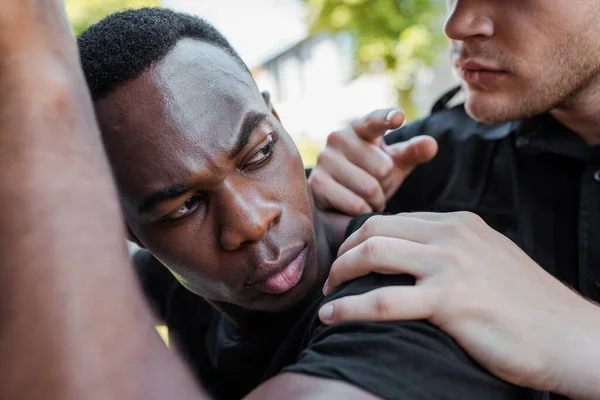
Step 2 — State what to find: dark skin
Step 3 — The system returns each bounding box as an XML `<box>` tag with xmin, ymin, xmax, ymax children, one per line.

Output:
<box><xmin>95</xmin><ymin>38</ymin><xmax>349</xmax><ymax>325</ymax></box>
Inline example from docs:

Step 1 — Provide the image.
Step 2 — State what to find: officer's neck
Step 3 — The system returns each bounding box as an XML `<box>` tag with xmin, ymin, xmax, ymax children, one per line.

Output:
<box><xmin>550</xmin><ymin>75</ymin><xmax>600</xmax><ymax>145</ymax></box>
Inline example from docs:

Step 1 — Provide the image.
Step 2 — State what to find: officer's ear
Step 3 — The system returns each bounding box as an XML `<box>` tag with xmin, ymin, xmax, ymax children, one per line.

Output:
<box><xmin>126</xmin><ymin>226</ymin><xmax>146</xmax><ymax>249</ymax></box>
<box><xmin>261</xmin><ymin>90</ymin><xmax>281</xmax><ymax>122</ymax></box>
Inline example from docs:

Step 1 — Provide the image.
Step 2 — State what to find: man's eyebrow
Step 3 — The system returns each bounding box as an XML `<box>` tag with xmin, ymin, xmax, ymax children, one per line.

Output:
<box><xmin>230</xmin><ymin>112</ymin><xmax>269</xmax><ymax>158</ymax></box>
<box><xmin>137</xmin><ymin>184</ymin><xmax>192</xmax><ymax>215</ymax></box>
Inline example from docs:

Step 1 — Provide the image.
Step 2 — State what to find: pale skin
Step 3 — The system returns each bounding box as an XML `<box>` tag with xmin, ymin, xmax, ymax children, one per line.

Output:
<box><xmin>311</xmin><ymin>0</ymin><xmax>600</xmax><ymax>399</ymax></box>
<box><xmin>0</xmin><ymin>1</ymin><xmax>378</xmax><ymax>399</ymax></box>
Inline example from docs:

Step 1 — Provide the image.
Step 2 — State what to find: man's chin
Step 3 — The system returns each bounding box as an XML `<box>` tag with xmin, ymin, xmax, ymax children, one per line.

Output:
<box><xmin>463</xmin><ymin>85</ymin><xmax>558</xmax><ymax>125</ymax></box>
<box><xmin>464</xmin><ymin>93</ymin><xmax>526</xmax><ymax>125</ymax></box>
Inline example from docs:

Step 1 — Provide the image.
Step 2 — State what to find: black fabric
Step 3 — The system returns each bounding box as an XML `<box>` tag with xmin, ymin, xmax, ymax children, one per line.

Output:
<box><xmin>134</xmin><ymin>251</ymin><xmax>542</xmax><ymax>400</ymax></box>
<box><xmin>264</xmin><ymin>273</ymin><xmax>540</xmax><ymax>400</ymax></box>
<box><xmin>134</xmin><ymin>251</ymin><xmax>313</xmax><ymax>399</ymax></box>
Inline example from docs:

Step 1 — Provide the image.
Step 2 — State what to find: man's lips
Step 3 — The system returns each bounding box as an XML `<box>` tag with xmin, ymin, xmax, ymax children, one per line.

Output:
<box><xmin>248</xmin><ymin>245</ymin><xmax>308</xmax><ymax>295</ymax></box>
<box><xmin>455</xmin><ymin>60</ymin><xmax>508</xmax><ymax>87</ymax></box>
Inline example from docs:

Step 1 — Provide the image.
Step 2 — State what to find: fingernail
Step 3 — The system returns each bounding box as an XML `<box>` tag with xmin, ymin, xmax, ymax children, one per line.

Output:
<box><xmin>385</xmin><ymin>109</ymin><xmax>400</xmax><ymax>121</ymax></box>
<box><xmin>319</xmin><ymin>304</ymin><xmax>335</xmax><ymax>323</ymax></box>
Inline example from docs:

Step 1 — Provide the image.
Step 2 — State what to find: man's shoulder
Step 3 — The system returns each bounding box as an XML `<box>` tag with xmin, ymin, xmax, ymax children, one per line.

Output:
<box><xmin>273</xmin><ymin>273</ymin><xmax>540</xmax><ymax>400</ymax></box>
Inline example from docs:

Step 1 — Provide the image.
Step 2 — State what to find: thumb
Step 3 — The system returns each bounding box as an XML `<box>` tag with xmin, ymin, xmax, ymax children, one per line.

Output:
<box><xmin>386</xmin><ymin>136</ymin><xmax>438</xmax><ymax>169</ymax></box>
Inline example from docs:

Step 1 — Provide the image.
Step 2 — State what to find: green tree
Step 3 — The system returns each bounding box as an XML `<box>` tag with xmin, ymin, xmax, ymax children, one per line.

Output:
<box><xmin>66</xmin><ymin>0</ymin><xmax>160</xmax><ymax>36</ymax></box>
<box><xmin>303</xmin><ymin>0</ymin><xmax>446</xmax><ymax>118</ymax></box>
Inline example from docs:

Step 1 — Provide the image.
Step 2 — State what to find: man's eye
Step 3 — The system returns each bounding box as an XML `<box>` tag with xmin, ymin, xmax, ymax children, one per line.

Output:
<box><xmin>246</xmin><ymin>134</ymin><xmax>278</xmax><ymax>168</ymax></box>
<box><xmin>163</xmin><ymin>194</ymin><xmax>203</xmax><ymax>223</ymax></box>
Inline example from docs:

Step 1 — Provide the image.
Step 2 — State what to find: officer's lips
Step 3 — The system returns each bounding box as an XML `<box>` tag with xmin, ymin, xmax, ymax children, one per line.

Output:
<box><xmin>456</xmin><ymin>60</ymin><xmax>508</xmax><ymax>87</ymax></box>
<box><xmin>247</xmin><ymin>244</ymin><xmax>308</xmax><ymax>295</ymax></box>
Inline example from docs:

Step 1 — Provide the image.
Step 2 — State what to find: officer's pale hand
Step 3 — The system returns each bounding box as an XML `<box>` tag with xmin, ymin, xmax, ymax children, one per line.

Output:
<box><xmin>319</xmin><ymin>212</ymin><xmax>600</xmax><ymax>396</ymax></box>
<box><xmin>308</xmin><ymin>109</ymin><xmax>438</xmax><ymax>216</ymax></box>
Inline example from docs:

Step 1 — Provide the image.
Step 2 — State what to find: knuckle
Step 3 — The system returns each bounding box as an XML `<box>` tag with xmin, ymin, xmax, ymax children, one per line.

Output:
<box><xmin>373</xmin><ymin>291</ymin><xmax>394</xmax><ymax>320</ymax></box>
<box><xmin>360</xmin><ymin>216</ymin><xmax>381</xmax><ymax>238</ymax></box>
<box><xmin>361</xmin><ymin>236</ymin><xmax>383</xmax><ymax>259</ymax></box>
<box><xmin>307</xmin><ymin>169</ymin><xmax>325</xmax><ymax>189</ymax></box>
<box><xmin>455</xmin><ymin>211</ymin><xmax>483</xmax><ymax>226</ymax></box>
<box><xmin>315</xmin><ymin>149</ymin><xmax>334</xmax><ymax>167</ymax></box>
<box><xmin>362</xmin><ymin>180</ymin><xmax>381</xmax><ymax>198</ymax></box>
<box><xmin>373</xmin><ymin>158</ymin><xmax>394</xmax><ymax>180</ymax></box>
<box><xmin>326</xmin><ymin>130</ymin><xmax>346</xmax><ymax>147</ymax></box>
<box><xmin>444</xmin><ymin>248</ymin><xmax>464</xmax><ymax>267</ymax></box>
<box><xmin>348</xmin><ymin>199</ymin><xmax>367</xmax><ymax>216</ymax></box>
<box><xmin>453</xmin><ymin>223</ymin><xmax>472</xmax><ymax>239</ymax></box>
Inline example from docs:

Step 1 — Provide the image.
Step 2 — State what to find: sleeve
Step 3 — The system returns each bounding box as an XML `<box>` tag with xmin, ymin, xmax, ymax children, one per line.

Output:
<box><xmin>281</xmin><ymin>274</ymin><xmax>541</xmax><ymax>400</ymax></box>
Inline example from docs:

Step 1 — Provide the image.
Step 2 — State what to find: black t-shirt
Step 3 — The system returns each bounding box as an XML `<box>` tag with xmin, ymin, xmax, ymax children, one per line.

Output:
<box><xmin>134</xmin><ymin>251</ymin><xmax>541</xmax><ymax>400</ymax></box>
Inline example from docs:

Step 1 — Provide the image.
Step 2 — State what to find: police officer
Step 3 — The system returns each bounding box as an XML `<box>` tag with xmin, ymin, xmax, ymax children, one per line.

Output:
<box><xmin>310</xmin><ymin>1</ymin><xmax>600</xmax><ymax>399</ymax></box>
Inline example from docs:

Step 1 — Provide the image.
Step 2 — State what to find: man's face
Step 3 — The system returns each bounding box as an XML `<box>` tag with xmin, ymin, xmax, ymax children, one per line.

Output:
<box><xmin>445</xmin><ymin>0</ymin><xmax>600</xmax><ymax>123</ymax></box>
<box><xmin>95</xmin><ymin>39</ymin><xmax>317</xmax><ymax>312</ymax></box>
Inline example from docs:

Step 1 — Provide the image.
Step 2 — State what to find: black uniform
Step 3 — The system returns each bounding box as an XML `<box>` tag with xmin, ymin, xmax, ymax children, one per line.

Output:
<box><xmin>345</xmin><ymin>87</ymin><xmax>600</xmax><ymax>400</ymax></box>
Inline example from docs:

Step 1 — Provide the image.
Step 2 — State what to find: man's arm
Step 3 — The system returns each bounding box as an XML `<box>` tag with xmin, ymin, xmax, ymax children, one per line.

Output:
<box><xmin>0</xmin><ymin>2</ymin><xmax>204</xmax><ymax>399</ymax></box>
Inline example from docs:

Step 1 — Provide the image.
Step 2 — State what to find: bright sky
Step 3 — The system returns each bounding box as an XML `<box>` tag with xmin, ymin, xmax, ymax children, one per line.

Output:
<box><xmin>160</xmin><ymin>0</ymin><xmax>308</xmax><ymax>68</ymax></box>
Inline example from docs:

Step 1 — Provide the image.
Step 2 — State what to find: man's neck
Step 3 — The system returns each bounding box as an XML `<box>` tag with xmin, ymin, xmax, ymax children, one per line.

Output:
<box><xmin>550</xmin><ymin>74</ymin><xmax>600</xmax><ymax>145</ymax></box>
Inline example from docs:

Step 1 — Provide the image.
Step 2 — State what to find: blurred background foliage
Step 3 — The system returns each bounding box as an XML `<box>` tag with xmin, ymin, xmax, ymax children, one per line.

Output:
<box><xmin>303</xmin><ymin>0</ymin><xmax>446</xmax><ymax>119</ymax></box>
<box><xmin>64</xmin><ymin>0</ymin><xmax>450</xmax><ymax>166</ymax></box>
<box><xmin>66</xmin><ymin>0</ymin><xmax>160</xmax><ymax>36</ymax></box>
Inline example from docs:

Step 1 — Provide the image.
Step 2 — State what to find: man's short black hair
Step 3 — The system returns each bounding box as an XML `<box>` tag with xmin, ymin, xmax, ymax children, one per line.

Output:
<box><xmin>77</xmin><ymin>7</ymin><xmax>249</xmax><ymax>101</ymax></box>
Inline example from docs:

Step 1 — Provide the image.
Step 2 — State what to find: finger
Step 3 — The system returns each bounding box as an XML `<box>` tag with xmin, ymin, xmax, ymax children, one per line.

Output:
<box><xmin>319</xmin><ymin>286</ymin><xmax>434</xmax><ymax>324</ymax></box>
<box><xmin>319</xmin><ymin>150</ymin><xmax>386</xmax><ymax>212</ymax></box>
<box><xmin>325</xmin><ymin>236</ymin><xmax>436</xmax><ymax>295</ymax></box>
<box><xmin>328</xmin><ymin>129</ymin><xmax>396</xmax><ymax>181</ymax></box>
<box><xmin>338</xmin><ymin>214</ymin><xmax>437</xmax><ymax>257</ymax></box>
<box><xmin>376</xmin><ymin>136</ymin><xmax>438</xmax><ymax>199</ymax></box>
<box><xmin>386</xmin><ymin>135</ymin><xmax>438</xmax><ymax>168</ymax></box>
<box><xmin>308</xmin><ymin>167</ymin><xmax>373</xmax><ymax>216</ymax></box>
<box><xmin>351</xmin><ymin>108</ymin><xmax>406</xmax><ymax>143</ymax></box>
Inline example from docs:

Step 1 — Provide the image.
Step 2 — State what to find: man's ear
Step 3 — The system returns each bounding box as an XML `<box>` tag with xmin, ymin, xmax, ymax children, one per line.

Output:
<box><xmin>126</xmin><ymin>225</ymin><xmax>146</xmax><ymax>249</ymax></box>
<box><xmin>261</xmin><ymin>90</ymin><xmax>281</xmax><ymax>122</ymax></box>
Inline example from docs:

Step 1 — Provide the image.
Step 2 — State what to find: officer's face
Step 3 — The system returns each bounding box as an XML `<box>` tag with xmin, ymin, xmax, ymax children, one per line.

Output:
<box><xmin>445</xmin><ymin>0</ymin><xmax>600</xmax><ymax>124</ymax></box>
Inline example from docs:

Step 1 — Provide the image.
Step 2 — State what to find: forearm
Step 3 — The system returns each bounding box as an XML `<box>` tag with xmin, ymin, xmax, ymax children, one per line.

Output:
<box><xmin>0</xmin><ymin>3</ymin><xmax>203</xmax><ymax>399</ymax></box>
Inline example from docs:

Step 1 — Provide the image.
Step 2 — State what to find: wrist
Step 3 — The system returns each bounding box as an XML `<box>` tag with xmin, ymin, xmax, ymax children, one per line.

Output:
<box><xmin>546</xmin><ymin>299</ymin><xmax>600</xmax><ymax>399</ymax></box>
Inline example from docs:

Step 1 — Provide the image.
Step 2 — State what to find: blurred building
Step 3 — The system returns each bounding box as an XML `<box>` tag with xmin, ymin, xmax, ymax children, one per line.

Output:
<box><xmin>252</xmin><ymin>32</ymin><xmax>458</xmax><ymax>150</ymax></box>
<box><xmin>163</xmin><ymin>0</ymin><xmax>459</xmax><ymax>165</ymax></box>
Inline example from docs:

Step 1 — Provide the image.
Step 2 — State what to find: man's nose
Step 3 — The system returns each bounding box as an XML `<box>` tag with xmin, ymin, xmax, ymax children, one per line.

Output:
<box><xmin>444</xmin><ymin>0</ymin><xmax>494</xmax><ymax>43</ymax></box>
<box><xmin>217</xmin><ymin>180</ymin><xmax>283</xmax><ymax>252</ymax></box>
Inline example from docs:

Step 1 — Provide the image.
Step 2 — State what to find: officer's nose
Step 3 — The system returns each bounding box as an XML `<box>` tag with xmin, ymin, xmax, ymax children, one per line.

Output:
<box><xmin>444</xmin><ymin>0</ymin><xmax>495</xmax><ymax>43</ymax></box>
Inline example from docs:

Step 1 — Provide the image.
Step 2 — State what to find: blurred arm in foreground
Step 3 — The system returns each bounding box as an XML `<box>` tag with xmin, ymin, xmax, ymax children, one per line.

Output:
<box><xmin>0</xmin><ymin>2</ymin><xmax>203</xmax><ymax>399</ymax></box>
